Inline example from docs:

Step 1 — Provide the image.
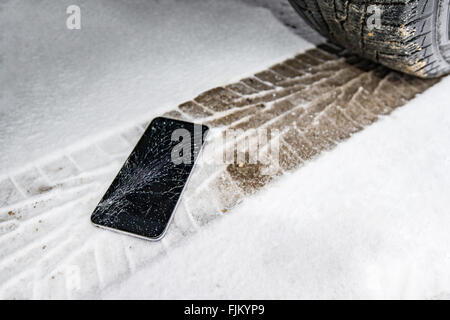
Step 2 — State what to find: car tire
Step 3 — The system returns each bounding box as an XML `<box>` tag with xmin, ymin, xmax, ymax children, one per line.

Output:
<box><xmin>288</xmin><ymin>0</ymin><xmax>450</xmax><ymax>78</ymax></box>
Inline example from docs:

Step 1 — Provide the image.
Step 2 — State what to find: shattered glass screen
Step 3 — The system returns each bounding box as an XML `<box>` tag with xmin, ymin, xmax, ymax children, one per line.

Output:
<box><xmin>91</xmin><ymin>117</ymin><xmax>208</xmax><ymax>239</ymax></box>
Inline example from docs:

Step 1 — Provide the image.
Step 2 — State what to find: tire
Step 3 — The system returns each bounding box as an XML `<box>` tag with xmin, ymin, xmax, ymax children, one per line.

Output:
<box><xmin>288</xmin><ymin>0</ymin><xmax>450</xmax><ymax>78</ymax></box>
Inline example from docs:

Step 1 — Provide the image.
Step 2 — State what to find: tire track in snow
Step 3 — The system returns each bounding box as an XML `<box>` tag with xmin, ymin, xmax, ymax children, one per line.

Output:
<box><xmin>0</xmin><ymin>44</ymin><xmax>440</xmax><ymax>298</ymax></box>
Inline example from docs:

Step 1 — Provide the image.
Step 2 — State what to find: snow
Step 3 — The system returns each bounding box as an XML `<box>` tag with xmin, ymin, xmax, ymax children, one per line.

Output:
<box><xmin>2</xmin><ymin>0</ymin><xmax>450</xmax><ymax>299</ymax></box>
<box><xmin>104</xmin><ymin>77</ymin><xmax>450</xmax><ymax>299</ymax></box>
<box><xmin>0</xmin><ymin>0</ymin><xmax>313</xmax><ymax>172</ymax></box>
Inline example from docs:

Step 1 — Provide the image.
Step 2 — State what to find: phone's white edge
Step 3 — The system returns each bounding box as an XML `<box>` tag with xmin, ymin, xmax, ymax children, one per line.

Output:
<box><xmin>91</xmin><ymin>118</ymin><xmax>209</xmax><ymax>242</ymax></box>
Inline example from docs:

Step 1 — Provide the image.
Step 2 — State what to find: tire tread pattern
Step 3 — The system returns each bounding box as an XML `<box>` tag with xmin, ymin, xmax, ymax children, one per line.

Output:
<box><xmin>289</xmin><ymin>0</ymin><xmax>450</xmax><ymax>78</ymax></box>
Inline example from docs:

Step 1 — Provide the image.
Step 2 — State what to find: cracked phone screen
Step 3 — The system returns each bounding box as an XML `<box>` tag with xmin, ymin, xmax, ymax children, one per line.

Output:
<box><xmin>91</xmin><ymin>117</ymin><xmax>208</xmax><ymax>240</ymax></box>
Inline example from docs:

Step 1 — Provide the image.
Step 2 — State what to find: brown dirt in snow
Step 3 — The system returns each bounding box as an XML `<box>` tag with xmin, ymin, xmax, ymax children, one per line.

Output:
<box><xmin>169</xmin><ymin>46</ymin><xmax>439</xmax><ymax>205</ymax></box>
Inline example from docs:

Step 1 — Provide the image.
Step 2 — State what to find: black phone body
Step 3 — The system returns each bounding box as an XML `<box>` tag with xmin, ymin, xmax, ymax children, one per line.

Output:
<box><xmin>91</xmin><ymin>117</ymin><xmax>208</xmax><ymax>240</ymax></box>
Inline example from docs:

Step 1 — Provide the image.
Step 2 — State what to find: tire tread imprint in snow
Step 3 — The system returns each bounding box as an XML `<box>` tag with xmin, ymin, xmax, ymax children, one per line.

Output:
<box><xmin>0</xmin><ymin>46</ymin><xmax>439</xmax><ymax>298</ymax></box>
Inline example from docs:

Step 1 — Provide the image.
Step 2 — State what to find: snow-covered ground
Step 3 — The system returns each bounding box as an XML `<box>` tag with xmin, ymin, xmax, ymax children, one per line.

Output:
<box><xmin>0</xmin><ymin>0</ymin><xmax>314</xmax><ymax>172</ymax></box>
<box><xmin>2</xmin><ymin>0</ymin><xmax>450</xmax><ymax>299</ymax></box>
<box><xmin>105</xmin><ymin>77</ymin><xmax>450</xmax><ymax>299</ymax></box>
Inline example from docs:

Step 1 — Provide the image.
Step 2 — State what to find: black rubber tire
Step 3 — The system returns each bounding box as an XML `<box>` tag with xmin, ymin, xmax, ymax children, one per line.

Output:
<box><xmin>289</xmin><ymin>0</ymin><xmax>450</xmax><ymax>78</ymax></box>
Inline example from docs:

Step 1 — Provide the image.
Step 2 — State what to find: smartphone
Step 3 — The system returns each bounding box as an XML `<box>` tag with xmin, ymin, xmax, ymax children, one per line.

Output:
<box><xmin>91</xmin><ymin>117</ymin><xmax>208</xmax><ymax>241</ymax></box>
